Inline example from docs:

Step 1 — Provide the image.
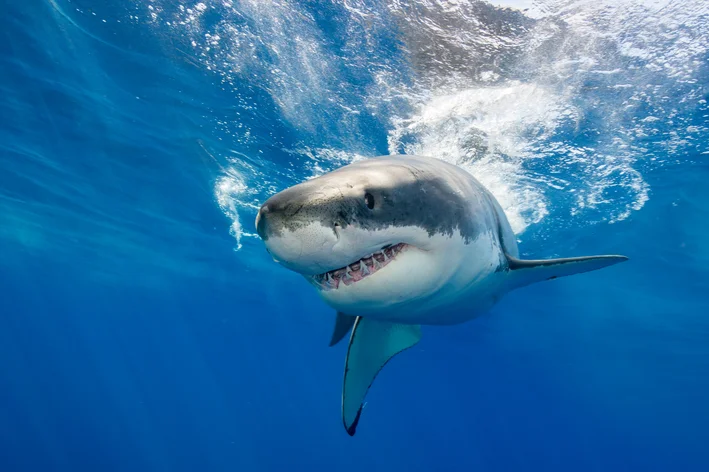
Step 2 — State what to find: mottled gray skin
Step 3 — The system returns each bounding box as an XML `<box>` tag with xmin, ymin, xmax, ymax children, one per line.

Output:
<box><xmin>257</xmin><ymin>155</ymin><xmax>500</xmax><ymax>246</ymax></box>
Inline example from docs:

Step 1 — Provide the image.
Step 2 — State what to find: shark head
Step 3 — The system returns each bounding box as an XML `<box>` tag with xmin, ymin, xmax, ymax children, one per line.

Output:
<box><xmin>255</xmin><ymin>156</ymin><xmax>493</xmax><ymax>317</ymax></box>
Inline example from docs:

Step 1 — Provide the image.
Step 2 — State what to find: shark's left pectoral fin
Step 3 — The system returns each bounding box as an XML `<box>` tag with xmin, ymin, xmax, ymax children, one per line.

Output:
<box><xmin>507</xmin><ymin>253</ymin><xmax>628</xmax><ymax>289</ymax></box>
<box><xmin>342</xmin><ymin>317</ymin><xmax>421</xmax><ymax>436</ymax></box>
<box><xmin>329</xmin><ymin>312</ymin><xmax>356</xmax><ymax>347</ymax></box>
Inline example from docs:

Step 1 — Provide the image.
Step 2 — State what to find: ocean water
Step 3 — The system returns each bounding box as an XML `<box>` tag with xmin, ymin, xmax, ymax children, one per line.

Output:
<box><xmin>1</xmin><ymin>0</ymin><xmax>708</xmax><ymax>470</ymax></box>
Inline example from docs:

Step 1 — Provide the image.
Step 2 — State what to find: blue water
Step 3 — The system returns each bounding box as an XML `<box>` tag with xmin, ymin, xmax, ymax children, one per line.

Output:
<box><xmin>2</xmin><ymin>0</ymin><xmax>709</xmax><ymax>470</ymax></box>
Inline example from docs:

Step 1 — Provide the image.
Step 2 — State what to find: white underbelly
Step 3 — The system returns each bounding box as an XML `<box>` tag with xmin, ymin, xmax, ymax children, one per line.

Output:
<box><xmin>362</xmin><ymin>269</ymin><xmax>509</xmax><ymax>326</ymax></box>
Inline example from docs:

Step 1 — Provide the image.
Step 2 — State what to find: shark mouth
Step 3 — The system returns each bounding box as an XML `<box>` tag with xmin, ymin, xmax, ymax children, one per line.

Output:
<box><xmin>311</xmin><ymin>243</ymin><xmax>408</xmax><ymax>291</ymax></box>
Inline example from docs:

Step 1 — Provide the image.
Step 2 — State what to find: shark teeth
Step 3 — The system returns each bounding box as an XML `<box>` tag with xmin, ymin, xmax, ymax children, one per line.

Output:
<box><xmin>360</xmin><ymin>261</ymin><xmax>369</xmax><ymax>275</ymax></box>
<box><xmin>311</xmin><ymin>243</ymin><xmax>408</xmax><ymax>291</ymax></box>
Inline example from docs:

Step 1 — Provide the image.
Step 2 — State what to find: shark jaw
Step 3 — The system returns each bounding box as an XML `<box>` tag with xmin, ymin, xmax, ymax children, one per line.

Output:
<box><xmin>308</xmin><ymin>243</ymin><xmax>409</xmax><ymax>291</ymax></box>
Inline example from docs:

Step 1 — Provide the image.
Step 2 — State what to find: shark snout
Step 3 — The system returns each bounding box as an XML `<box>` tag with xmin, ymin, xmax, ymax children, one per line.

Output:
<box><xmin>256</xmin><ymin>182</ymin><xmax>343</xmax><ymax>242</ymax></box>
<box><xmin>255</xmin><ymin>194</ymin><xmax>342</xmax><ymax>275</ymax></box>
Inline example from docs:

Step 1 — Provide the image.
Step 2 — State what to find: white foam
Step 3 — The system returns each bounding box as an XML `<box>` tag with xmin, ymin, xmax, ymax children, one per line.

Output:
<box><xmin>388</xmin><ymin>83</ymin><xmax>569</xmax><ymax>233</ymax></box>
<box><xmin>214</xmin><ymin>165</ymin><xmax>261</xmax><ymax>250</ymax></box>
<box><xmin>133</xmin><ymin>0</ymin><xmax>708</xmax><ymax>243</ymax></box>
<box><xmin>215</xmin><ymin>171</ymin><xmax>247</xmax><ymax>250</ymax></box>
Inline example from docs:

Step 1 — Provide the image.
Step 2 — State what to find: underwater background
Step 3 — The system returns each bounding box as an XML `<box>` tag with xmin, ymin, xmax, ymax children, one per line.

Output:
<box><xmin>1</xmin><ymin>0</ymin><xmax>708</xmax><ymax>470</ymax></box>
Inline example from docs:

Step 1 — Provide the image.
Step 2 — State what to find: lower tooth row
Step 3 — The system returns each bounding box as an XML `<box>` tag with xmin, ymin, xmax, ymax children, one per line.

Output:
<box><xmin>319</xmin><ymin>245</ymin><xmax>405</xmax><ymax>289</ymax></box>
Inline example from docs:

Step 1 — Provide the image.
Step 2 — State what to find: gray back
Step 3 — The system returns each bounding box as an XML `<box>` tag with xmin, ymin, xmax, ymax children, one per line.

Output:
<box><xmin>259</xmin><ymin>156</ymin><xmax>497</xmax><ymax>244</ymax></box>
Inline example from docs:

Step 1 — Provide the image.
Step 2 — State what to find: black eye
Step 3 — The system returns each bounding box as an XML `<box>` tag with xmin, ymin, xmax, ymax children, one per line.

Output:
<box><xmin>364</xmin><ymin>193</ymin><xmax>375</xmax><ymax>210</ymax></box>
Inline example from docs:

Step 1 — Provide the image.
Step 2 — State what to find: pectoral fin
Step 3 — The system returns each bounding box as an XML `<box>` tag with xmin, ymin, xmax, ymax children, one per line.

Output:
<box><xmin>329</xmin><ymin>312</ymin><xmax>356</xmax><ymax>347</ymax></box>
<box><xmin>507</xmin><ymin>254</ymin><xmax>628</xmax><ymax>289</ymax></box>
<box><xmin>342</xmin><ymin>317</ymin><xmax>421</xmax><ymax>436</ymax></box>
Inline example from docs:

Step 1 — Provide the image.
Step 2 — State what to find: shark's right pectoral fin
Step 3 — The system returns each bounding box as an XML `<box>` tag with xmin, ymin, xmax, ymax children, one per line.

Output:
<box><xmin>342</xmin><ymin>317</ymin><xmax>421</xmax><ymax>436</ymax></box>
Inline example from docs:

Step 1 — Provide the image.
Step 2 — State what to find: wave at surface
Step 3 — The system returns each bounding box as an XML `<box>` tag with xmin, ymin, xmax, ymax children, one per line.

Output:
<box><xmin>53</xmin><ymin>0</ymin><xmax>709</xmax><ymax>251</ymax></box>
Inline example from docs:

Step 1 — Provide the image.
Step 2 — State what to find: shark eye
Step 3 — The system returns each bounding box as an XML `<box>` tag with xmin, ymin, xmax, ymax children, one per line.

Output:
<box><xmin>364</xmin><ymin>193</ymin><xmax>375</xmax><ymax>210</ymax></box>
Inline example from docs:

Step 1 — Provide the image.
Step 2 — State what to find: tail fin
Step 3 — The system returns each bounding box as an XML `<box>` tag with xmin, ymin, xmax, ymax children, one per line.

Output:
<box><xmin>506</xmin><ymin>254</ymin><xmax>628</xmax><ymax>290</ymax></box>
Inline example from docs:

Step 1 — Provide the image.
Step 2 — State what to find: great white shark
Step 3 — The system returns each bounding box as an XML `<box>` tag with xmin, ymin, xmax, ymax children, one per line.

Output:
<box><xmin>255</xmin><ymin>155</ymin><xmax>627</xmax><ymax>436</ymax></box>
